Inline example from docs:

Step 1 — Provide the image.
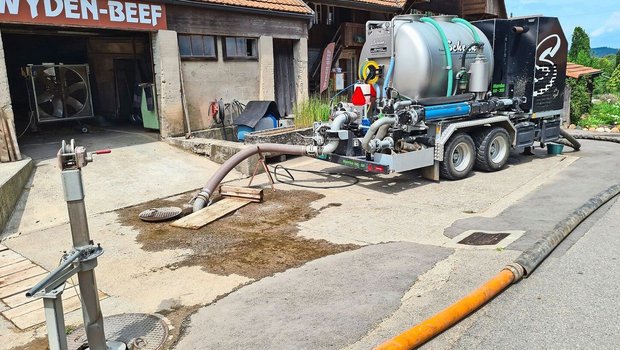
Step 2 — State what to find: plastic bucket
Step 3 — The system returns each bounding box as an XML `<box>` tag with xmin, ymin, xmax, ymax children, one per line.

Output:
<box><xmin>547</xmin><ymin>143</ymin><xmax>564</xmax><ymax>155</ymax></box>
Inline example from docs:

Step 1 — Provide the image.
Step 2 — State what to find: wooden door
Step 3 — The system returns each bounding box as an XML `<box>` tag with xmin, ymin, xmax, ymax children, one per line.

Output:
<box><xmin>273</xmin><ymin>39</ymin><xmax>297</xmax><ymax>116</ymax></box>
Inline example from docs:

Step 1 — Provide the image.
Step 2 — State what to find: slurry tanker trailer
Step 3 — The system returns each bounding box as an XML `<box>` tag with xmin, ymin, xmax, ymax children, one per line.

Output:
<box><xmin>193</xmin><ymin>15</ymin><xmax>570</xmax><ymax>211</ymax></box>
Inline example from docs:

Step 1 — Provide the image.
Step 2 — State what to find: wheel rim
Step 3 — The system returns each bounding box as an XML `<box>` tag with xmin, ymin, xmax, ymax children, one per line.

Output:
<box><xmin>451</xmin><ymin>142</ymin><xmax>473</xmax><ymax>172</ymax></box>
<box><xmin>489</xmin><ymin>135</ymin><xmax>509</xmax><ymax>164</ymax></box>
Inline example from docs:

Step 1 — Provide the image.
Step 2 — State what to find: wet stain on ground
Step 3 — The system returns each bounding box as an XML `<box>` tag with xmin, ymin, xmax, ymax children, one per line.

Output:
<box><xmin>117</xmin><ymin>189</ymin><xmax>359</xmax><ymax>280</ymax></box>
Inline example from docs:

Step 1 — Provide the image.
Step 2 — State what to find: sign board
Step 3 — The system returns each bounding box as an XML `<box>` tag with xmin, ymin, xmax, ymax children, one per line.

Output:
<box><xmin>0</xmin><ymin>0</ymin><xmax>167</xmax><ymax>31</ymax></box>
<box><xmin>319</xmin><ymin>42</ymin><xmax>335</xmax><ymax>94</ymax></box>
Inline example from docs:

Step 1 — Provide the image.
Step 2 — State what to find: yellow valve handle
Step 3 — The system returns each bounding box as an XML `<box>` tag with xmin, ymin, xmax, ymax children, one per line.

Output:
<box><xmin>359</xmin><ymin>61</ymin><xmax>380</xmax><ymax>85</ymax></box>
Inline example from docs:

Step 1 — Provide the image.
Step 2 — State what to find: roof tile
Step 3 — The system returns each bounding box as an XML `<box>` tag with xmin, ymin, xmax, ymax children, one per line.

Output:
<box><xmin>192</xmin><ymin>0</ymin><xmax>313</xmax><ymax>14</ymax></box>
<box><xmin>566</xmin><ymin>62</ymin><xmax>602</xmax><ymax>79</ymax></box>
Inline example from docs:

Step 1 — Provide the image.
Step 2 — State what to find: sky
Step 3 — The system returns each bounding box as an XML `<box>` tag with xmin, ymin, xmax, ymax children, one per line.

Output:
<box><xmin>506</xmin><ymin>0</ymin><xmax>620</xmax><ymax>49</ymax></box>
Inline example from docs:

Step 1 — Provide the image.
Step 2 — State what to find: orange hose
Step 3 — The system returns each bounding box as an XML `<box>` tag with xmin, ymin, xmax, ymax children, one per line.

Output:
<box><xmin>374</xmin><ymin>269</ymin><xmax>515</xmax><ymax>350</ymax></box>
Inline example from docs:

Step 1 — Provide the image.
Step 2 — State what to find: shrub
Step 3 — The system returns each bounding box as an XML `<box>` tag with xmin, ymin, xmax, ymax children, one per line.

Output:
<box><xmin>578</xmin><ymin>101</ymin><xmax>620</xmax><ymax>128</ymax></box>
<box><xmin>568</xmin><ymin>78</ymin><xmax>592</xmax><ymax>124</ymax></box>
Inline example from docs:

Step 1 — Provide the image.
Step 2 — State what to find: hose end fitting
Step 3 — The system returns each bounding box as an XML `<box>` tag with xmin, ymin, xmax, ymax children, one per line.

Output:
<box><xmin>503</xmin><ymin>263</ymin><xmax>526</xmax><ymax>283</ymax></box>
<box><xmin>192</xmin><ymin>191</ymin><xmax>211</xmax><ymax>212</ymax></box>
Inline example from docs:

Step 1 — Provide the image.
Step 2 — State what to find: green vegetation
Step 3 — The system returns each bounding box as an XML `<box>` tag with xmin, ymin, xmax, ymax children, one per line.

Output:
<box><xmin>578</xmin><ymin>101</ymin><xmax>620</xmax><ymax>128</ymax></box>
<box><xmin>567</xmin><ymin>27</ymin><xmax>620</xmax><ymax>126</ymax></box>
<box><xmin>293</xmin><ymin>97</ymin><xmax>331</xmax><ymax>128</ymax></box>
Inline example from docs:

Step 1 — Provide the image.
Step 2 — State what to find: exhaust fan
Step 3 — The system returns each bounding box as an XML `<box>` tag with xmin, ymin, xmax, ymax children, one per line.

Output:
<box><xmin>24</xmin><ymin>64</ymin><xmax>94</xmax><ymax>124</ymax></box>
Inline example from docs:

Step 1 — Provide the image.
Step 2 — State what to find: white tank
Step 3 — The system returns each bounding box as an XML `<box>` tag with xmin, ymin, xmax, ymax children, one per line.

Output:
<box><xmin>360</xmin><ymin>15</ymin><xmax>494</xmax><ymax>99</ymax></box>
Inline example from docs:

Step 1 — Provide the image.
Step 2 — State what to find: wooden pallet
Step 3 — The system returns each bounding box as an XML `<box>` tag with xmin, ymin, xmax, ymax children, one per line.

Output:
<box><xmin>0</xmin><ymin>245</ymin><xmax>107</xmax><ymax>330</ymax></box>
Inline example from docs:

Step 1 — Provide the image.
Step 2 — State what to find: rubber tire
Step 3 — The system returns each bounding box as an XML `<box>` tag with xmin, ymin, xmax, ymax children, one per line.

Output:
<box><xmin>473</xmin><ymin>127</ymin><xmax>510</xmax><ymax>172</ymax></box>
<box><xmin>440</xmin><ymin>133</ymin><xmax>476</xmax><ymax>180</ymax></box>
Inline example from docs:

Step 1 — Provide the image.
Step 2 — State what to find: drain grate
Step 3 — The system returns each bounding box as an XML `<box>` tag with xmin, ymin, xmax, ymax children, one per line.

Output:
<box><xmin>139</xmin><ymin>207</ymin><xmax>182</xmax><ymax>222</ymax></box>
<box><xmin>458</xmin><ymin>231</ymin><xmax>510</xmax><ymax>246</ymax></box>
<box><xmin>67</xmin><ymin>313</ymin><xmax>169</xmax><ymax>350</ymax></box>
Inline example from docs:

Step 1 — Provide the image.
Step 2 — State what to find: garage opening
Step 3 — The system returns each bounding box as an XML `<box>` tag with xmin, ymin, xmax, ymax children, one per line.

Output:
<box><xmin>1</xmin><ymin>26</ymin><xmax>156</xmax><ymax>141</ymax></box>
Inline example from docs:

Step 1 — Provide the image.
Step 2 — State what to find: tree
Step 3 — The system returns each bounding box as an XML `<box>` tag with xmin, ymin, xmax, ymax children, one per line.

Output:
<box><xmin>567</xmin><ymin>78</ymin><xmax>592</xmax><ymax>124</ymax></box>
<box><xmin>569</xmin><ymin>27</ymin><xmax>591</xmax><ymax>62</ymax></box>
<box><xmin>607</xmin><ymin>65</ymin><xmax>620</xmax><ymax>92</ymax></box>
<box><xmin>616</xmin><ymin>49</ymin><xmax>620</xmax><ymax>68</ymax></box>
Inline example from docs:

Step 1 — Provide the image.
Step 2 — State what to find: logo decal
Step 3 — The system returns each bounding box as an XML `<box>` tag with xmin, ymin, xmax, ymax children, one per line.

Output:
<box><xmin>533</xmin><ymin>34</ymin><xmax>562</xmax><ymax>97</ymax></box>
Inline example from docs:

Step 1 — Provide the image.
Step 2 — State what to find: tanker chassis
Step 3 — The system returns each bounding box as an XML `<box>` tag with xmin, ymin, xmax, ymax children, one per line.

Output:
<box><xmin>311</xmin><ymin>15</ymin><xmax>569</xmax><ymax>180</ymax></box>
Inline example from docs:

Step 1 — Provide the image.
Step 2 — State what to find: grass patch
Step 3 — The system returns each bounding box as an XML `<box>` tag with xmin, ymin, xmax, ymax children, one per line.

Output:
<box><xmin>292</xmin><ymin>97</ymin><xmax>331</xmax><ymax>128</ymax></box>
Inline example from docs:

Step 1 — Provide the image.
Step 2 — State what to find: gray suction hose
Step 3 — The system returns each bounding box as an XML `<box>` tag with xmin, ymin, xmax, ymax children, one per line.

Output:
<box><xmin>193</xmin><ymin>112</ymin><xmax>353</xmax><ymax>212</ymax></box>
<box><xmin>193</xmin><ymin>144</ymin><xmax>309</xmax><ymax>211</ymax></box>
<box><xmin>362</xmin><ymin>117</ymin><xmax>398</xmax><ymax>153</ymax></box>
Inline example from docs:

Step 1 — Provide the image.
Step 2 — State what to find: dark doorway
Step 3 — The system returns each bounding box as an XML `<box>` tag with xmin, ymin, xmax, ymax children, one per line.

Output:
<box><xmin>273</xmin><ymin>39</ymin><xmax>297</xmax><ymax>116</ymax></box>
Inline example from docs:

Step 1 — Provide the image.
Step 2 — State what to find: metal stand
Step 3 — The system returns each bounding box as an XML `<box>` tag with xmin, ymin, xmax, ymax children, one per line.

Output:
<box><xmin>248</xmin><ymin>148</ymin><xmax>276</xmax><ymax>191</ymax></box>
<box><xmin>26</xmin><ymin>140</ymin><xmax>124</xmax><ymax>350</ymax></box>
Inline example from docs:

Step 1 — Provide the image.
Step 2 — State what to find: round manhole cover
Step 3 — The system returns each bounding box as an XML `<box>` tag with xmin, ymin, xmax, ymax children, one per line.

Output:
<box><xmin>67</xmin><ymin>313</ymin><xmax>169</xmax><ymax>350</ymax></box>
<box><xmin>139</xmin><ymin>207</ymin><xmax>182</xmax><ymax>222</ymax></box>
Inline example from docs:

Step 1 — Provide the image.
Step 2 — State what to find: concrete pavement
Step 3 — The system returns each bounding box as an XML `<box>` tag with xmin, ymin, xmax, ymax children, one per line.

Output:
<box><xmin>1</xmin><ymin>130</ymin><xmax>618</xmax><ymax>350</ymax></box>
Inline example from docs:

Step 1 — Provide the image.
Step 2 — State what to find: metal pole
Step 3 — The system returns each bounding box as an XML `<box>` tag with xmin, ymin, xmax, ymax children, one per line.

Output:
<box><xmin>43</xmin><ymin>296</ymin><xmax>68</xmax><ymax>350</ymax></box>
<box><xmin>61</xmin><ymin>167</ymin><xmax>107</xmax><ymax>350</ymax></box>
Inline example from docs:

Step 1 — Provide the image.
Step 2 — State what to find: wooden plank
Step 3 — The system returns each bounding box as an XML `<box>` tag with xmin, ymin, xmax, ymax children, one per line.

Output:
<box><xmin>0</xmin><ymin>113</ymin><xmax>10</xmax><ymax>163</ymax></box>
<box><xmin>0</xmin><ymin>260</ymin><xmax>37</xmax><ymax>279</ymax></box>
<box><xmin>0</xmin><ymin>266</ymin><xmax>47</xmax><ymax>287</ymax></box>
<box><xmin>6</xmin><ymin>291</ymin><xmax>107</xmax><ymax>330</ymax></box>
<box><xmin>0</xmin><ymin>275</ymin><xmax>47</xmax><ymax>299</ymax></box>
<box><xmin>171</xmin><ymin>198</ymin><xmax>252</xmax><ymax>229</ymax></box>
<box><xmin>166</xmin><ymin>5</ymin><xmax>307</xmax><ymax>39</ymax></box>
<box><xmin>1</xmin><ymin>108</ymin><xmax>21</xmax><ymax>161</ymax></box>
<box><xmin>219</xmin><ymin>186</ymin><xmax>263</xmax><ymax>202</ymax></box>
<box><xmin>1</xmin><ymin>287</ymin><xmax>79</xmax><ymax>319</ymax></box>
<box><xmin>0</xmin><ymin>251</ymin><xmax>26</xmax><ymax>268</ymax></box>
<box><xmin>3</xmin><ymin>280</ymin><xmax>77</xmax><ymax>308</ymax></box>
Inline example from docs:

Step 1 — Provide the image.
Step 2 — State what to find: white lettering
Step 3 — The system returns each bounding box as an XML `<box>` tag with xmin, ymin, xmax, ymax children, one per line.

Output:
<box><xmin>63</xmin><ymin>0</ymin><xmax>79</xmax><ymax>18</ymax></box>
<box><xmin>151</xmin><ymin>4</ymin><xmax>161</xmax><ymax>26</ymax></box>
<box><xmin>0</xmin><ymin>0</ymin><xmax>20</xmax><ymax>15</ymax></box>
<box><xmin>138</xmin><ymin>3</ymin><xmax>149</xmax><ymax>24</ymax></box>
<box><xmin>81</xmin><ymin>0</ymin><xmax>98</xmax><ymax>20</ymax></box>
<box><xmin>125</xmin><ymin>2</ymin><xmax>137</xmax><ymax>23</ymax></box>
<box><xmin>44</xmin><ymin>0</ymin><xmax>63</xmax><ymax>17</ymax></box>
<box><xmin>26</xmin><ymin>0</ymin><xmax>39</xmax><ymax>17</ymax></box>
<box><xmin>108</xmin><ymin>0</ymin><xmax>124</xmax><ymax>21</ymax></box>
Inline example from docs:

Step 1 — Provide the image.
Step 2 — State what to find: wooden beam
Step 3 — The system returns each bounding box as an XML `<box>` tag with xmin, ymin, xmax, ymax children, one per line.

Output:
<box><xmin>219</xmin><ymin>185</ymin><xmax>263</xmax><ymax>202</ymax></box>
<box><xmin>171</xmin><ymin>198</ymin><xmax>252</xmax><ymax>230</ymax></box>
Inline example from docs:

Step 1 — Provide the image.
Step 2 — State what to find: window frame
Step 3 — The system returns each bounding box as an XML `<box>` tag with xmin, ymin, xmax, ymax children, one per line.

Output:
<box><xmin>222</xmin><ymin>37</ymin><xmax>259</xmax><ymax>61</ymax></box>
<box><xmin>178</xmin><ymin>33</ymin><xmax>218</xmax><ymax>61</ymax></box>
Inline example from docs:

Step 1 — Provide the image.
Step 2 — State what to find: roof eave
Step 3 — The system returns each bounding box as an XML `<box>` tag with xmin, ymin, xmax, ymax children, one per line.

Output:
<box><xmin>160</xmin><ymin>0</ymin><xmax>315</xmax><ymax>20</ymax></box>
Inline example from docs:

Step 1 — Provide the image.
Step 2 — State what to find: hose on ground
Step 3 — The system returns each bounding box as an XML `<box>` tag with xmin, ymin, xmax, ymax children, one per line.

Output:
<box><xmin>271</xmin><ymin>164</ymin><xmax>359</xmax><ymax>189</ymax></box>
<box><xmin>558</xmin><ymin>129</ymin><xmax>581</xmax><ymax>150</ymax></box>
<box><xmin>375</xmin><ymin>183</ymin><xmax>620</xmax><ymax>350</ymax></box>
<box><xmin>558</xmin><ymin>130</ymin><xmax>620</xmax><ymax>149</ymax></box>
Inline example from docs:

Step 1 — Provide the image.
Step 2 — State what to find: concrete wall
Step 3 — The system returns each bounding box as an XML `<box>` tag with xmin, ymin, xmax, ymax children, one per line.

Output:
<box><xmin>152</xmin><ymin>30</ymin><xmax>185</xmax><ymax>137</ymax></box>
<box><xmin>258</xmin><ymin>36</ymin><xmax>275</xmax><ymax>101</ymax></box>
<box><xmin>0</xmin><ymin>29</ymin><xmax>20</xmax><ymax>162</ymax></box>
<box><xmin>180</xmin><ymin>38</ymin><xmax>263</xmax><ymax>132</ymax></box>
<box><xmin>293</xmin><ymin>37</ymin><xmax>309</xmax><ymax>103</ymax></box>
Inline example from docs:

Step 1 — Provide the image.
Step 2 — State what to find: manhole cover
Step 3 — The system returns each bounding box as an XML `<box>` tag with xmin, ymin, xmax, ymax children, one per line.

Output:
<box><xmin>458</xmin><ymin>231</ymin><xmax>510</xmax><ymax>246</ymax></box>
<box><xmin>67</xmin><ymin>313</ymin><xmax>168</xmax><ymax>350</ymax></box>
<box><xmin>139</xmin><ymin>207</ymin><xmax>182</xmax><ymax>222</ymax></box>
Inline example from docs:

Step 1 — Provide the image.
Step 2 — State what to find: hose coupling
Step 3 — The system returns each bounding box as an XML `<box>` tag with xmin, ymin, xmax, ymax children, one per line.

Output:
<box><xmin>503</xmin><ymin>263</ymin><xmax>526</xmax><ymax>283</ymax></box>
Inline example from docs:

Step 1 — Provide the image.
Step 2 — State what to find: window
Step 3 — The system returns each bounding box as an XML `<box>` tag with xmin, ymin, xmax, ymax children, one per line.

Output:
<box><xmin>223</xmin><ymin>37</ymin><xmax>258</xmax><ymax>60</ymax></box>
<box><xmin>178</xmin><ymin>34</ymin><xmax>217</xmax><ymax>59</ymax></box>
<box><xmin>309</xmin><ymin>2</ymin><xmax>321</xmax><ymax>25</ymax></box>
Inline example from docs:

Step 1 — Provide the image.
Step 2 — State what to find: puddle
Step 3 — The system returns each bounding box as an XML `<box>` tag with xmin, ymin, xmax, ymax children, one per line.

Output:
<box><xmin>117</xmin><ymin>189</ymin><xmax>359</xmax><ymax>279</ymax></box>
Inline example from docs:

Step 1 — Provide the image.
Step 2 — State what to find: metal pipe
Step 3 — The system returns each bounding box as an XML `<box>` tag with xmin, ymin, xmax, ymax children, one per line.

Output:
<box><xmin>362</xmin><ymin>117</ymin><xmax>398</xmax><ymax>153</ymax></box>
<box><xmin>26</xmin><ymin>250</ymin><xmax>81</xmax><ymax>297</ymax></box>
<box><xmin>421</xmin><ymin>17</ymin><xmax>453</xmax><ymax>96</ymax></box>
